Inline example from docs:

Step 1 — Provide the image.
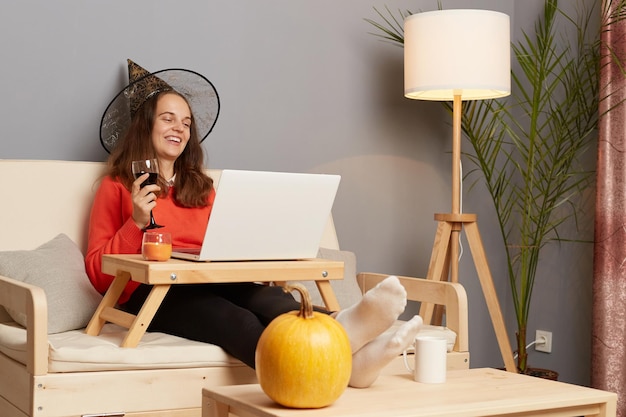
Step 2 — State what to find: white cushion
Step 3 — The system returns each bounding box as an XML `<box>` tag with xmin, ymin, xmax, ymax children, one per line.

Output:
<box><xmin>0</xmin><ymin>322</ymin><xmax>28</xmax><ymax>364</ymax></box>
<box><xmin>0</xmin><ymin>322</ymin><xmax>243</xmax><ymax>372</ymax></box>
<box><xmin>0</xmin><ymin>234</ymin><xmax>102</xmax><ymax>333</ymax></box>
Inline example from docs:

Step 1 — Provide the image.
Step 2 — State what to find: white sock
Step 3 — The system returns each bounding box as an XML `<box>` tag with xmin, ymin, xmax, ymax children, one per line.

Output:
<box><xmin>349</xmin><ymin>315</ymin><xmax>423</xmax><ymax>388</ymax></box>
<box><xmin>334</xmin><ymin>275</ymin><xmax>407</xmax><ymax>353</ymax></box>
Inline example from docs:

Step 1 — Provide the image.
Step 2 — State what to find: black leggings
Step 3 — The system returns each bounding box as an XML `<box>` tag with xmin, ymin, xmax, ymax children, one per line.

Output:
<box><xmin>123</xmin><ymin>283</ymin><xmax>330</xmax><ymax>368</ymax></box>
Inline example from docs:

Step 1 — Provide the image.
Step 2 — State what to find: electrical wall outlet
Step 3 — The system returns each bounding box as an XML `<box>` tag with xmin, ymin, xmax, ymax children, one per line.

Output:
<box><xmin>535</xmin><ymin>330</ymin><xmax>553</xmax><ymax>353</ymax></box>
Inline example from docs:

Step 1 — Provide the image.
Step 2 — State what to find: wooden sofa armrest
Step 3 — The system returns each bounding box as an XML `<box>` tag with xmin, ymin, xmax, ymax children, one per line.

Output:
<box><xmin>0</xmin><ymin>274</ymin><xmax>48</xmax><ymax>375</ymax></box>
<box><xmin>356</xmin><ymin>272</ymin><xmax>469</xmax><ymax>353</ymax></box>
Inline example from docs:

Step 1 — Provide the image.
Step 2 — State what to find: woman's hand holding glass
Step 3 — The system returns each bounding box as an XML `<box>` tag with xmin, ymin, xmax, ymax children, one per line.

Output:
<box><xmin>131</xmin><ymin>173</ymin><xmax>161</xmax><ymax>230</ymax></box>
<box><xmin>131</xmin><ymin>159</ymin><xmax>164</xmax><ymax>230</ymax></box>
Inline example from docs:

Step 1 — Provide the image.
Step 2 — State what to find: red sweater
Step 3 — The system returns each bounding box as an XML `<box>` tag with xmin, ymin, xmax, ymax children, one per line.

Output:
<box><xmin>85</xmin><ymin>176</ymin><xmax>215</xmax><ymax>304</ymax></box>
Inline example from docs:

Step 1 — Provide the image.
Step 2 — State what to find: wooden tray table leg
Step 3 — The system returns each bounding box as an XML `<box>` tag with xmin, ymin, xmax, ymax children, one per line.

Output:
<box><xmin>85</xmin><ymin>270</ymin><xmax>132</xmax><ymax>336</ymax></box>
<box><xmin>316</xmin><ymin>280</ymin><xmax>341</xmax><ymax>311</ymax></box>
<box><xmin>121</xmin><ymin>284</ymin><xmax>171</xmax><ymax>347</ymax></box>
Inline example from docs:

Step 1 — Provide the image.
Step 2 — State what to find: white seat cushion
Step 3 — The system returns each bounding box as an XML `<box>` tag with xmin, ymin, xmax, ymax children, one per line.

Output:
<box><xmin>0</xmin><ymin>322</ymin><xmax>244</xmax><ymax>372</ymax></box>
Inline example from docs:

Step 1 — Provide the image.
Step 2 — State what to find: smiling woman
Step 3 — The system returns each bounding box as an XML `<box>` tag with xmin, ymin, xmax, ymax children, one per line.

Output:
<box><xmin>83</xmin><ymin>58</ymin><xmax>424</xmax><ymax>391</ymax></box>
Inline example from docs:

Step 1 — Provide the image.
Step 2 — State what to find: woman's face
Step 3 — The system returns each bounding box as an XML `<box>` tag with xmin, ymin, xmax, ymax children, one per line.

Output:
<box><xmin>151</xmin><ymin>93</ymin><xmax>192</xmax><ymax>162</ymax></box>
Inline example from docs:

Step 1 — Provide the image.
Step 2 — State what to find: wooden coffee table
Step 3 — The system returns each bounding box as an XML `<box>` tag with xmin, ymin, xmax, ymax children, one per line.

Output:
<box><xmin>201</xmin><ymin>368</ymin><xmax>617</xmax><ymax>417</ymax></box>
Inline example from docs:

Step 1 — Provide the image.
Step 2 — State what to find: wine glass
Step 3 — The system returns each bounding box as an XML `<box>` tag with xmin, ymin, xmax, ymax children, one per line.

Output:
<box><xmin>131</xmin><ymin>159</ymin><xmax>164</xmax><ymax>230</ymax></box>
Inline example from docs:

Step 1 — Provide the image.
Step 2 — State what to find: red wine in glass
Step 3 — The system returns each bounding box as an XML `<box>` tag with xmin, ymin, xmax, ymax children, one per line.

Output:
<box><xmin>131</xmin><ymin>159</ymin><xmax>164</xmax><ymax>230</ymax></box>
<box><xmin>136</xmin><ymin>172</ymin><xmax>159</xmax><ymax>188</ymax></box>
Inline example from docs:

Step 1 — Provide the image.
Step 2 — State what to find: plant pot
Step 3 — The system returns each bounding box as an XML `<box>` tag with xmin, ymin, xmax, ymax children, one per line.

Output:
<box><xmin>497</xmin><ymin>367</ymin><xmax>559</xmax><ymax>381</ymax></box>
<box><xmin>523</xmin><ymin>367</ymin><xmax>559</xmax><ymax>381</ymax></box>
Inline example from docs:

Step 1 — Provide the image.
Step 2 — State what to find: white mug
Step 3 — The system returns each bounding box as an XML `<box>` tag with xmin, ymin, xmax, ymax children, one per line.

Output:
<box><xmin>403</xmin><ymin>336</ymin><xmax>447</xmax><ymax>383</ymax></box>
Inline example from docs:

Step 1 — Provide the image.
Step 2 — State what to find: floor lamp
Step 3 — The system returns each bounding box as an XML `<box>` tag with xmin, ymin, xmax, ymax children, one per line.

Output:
<box><xmin>404</xmin><ymin>9</ymin><xmax>517</xmax><ymax>372</ymax></box>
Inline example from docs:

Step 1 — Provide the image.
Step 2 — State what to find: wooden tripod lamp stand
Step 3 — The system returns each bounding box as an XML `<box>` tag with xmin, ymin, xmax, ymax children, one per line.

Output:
<box><xmin>403</xmin><ymin>9</ymin><xmax>517</xmax><ymax>372</ymax></box>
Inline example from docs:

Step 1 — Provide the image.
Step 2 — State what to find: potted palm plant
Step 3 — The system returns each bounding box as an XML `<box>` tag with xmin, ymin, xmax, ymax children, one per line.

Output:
<box><xmin>366</xmin><ymin>0</ymin><xmax>625</xmax><ymax>374</ymax></box>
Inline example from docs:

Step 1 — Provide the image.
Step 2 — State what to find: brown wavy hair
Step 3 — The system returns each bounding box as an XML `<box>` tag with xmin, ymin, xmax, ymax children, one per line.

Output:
<box><xmin>107</xmin><ymin>90</ymin><xmax>213</xmax><ymax>208</ymax></box>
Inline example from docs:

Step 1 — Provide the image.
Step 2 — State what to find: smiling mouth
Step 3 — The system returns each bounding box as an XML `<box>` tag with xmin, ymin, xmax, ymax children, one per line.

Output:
<box><xmin>166</xmin><ymin>136</ymin><xmax>182</xmax><ymax>144</ymax></box>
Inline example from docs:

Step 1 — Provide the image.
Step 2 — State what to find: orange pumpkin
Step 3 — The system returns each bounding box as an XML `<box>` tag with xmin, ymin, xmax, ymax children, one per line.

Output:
<box><xmin>255</xmin><ymin>284</ymin><xmax>352</xmax><ymax>408</ymax></box>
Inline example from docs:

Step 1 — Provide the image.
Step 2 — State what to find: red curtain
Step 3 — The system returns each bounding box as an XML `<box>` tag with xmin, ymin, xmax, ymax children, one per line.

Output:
<box><xmin>592</xmin><ymin>2</ymin><xmax>626</xmax><ymax>414</ymax></box>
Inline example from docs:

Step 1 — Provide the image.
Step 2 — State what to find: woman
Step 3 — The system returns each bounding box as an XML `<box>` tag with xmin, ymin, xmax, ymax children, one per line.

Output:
<box><xmin>86</xmin><ymin>62</ymin><xmax>422</xmax><ymax>388</ymax></box>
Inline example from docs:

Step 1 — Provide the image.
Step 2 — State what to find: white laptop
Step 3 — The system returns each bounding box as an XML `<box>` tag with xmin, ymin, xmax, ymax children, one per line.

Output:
<box><xmin>170</xmin><ymin>169</ymin><xmax>341</xmax><ymax>262</ymax></box>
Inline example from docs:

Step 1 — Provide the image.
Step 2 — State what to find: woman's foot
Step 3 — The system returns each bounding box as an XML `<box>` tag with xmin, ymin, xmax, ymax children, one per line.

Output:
<box><xmin>349</xmin><ymin>315</ymin><xmax>423</xmax><ymax>388</ymax></box>
<box><xmin>334</xmin><ymin>275</ymin><xmax>407</xmax><ymax>353</ymax></box>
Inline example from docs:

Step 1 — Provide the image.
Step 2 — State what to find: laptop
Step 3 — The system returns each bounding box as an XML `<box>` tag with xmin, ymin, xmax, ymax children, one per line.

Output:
<box><xmin>170</xmin><ymin>169</ymin><xmax>341</xmax><ymax>262</ymax></box>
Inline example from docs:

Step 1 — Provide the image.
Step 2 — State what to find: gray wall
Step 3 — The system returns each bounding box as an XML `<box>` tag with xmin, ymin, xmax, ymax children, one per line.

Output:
<box><xmin>1</xmin><ymin>0</ymin><xmax>595</xmax><ymax>385</ymax></box>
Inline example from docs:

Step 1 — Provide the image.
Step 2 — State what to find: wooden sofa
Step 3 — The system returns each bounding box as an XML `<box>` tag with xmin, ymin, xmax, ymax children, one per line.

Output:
<box><xmin>0</xmin><ymin>159</ymin><xmax>469</xmax><ymax>417</ymax></box>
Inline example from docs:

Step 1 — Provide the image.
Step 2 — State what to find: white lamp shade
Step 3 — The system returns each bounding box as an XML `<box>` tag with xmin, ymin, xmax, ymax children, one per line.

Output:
<box><xmin>404</xmin><ymin>9</ymin><xmax>511</xmax><ymax>101</ymax></box>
